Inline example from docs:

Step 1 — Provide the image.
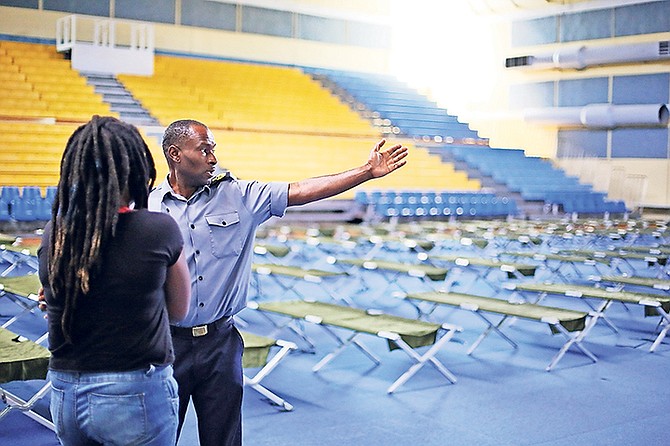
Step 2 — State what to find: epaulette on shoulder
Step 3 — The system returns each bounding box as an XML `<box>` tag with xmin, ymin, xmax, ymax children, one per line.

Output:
<box><xmin>210</xmin><ymin>171</ymin><xmax>234</xmax><ymax>185</ymax></box>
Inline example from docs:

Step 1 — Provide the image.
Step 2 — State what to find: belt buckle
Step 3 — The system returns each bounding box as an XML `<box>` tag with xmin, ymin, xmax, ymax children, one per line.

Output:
<box><xmin>192</xmin><ymin>325</ymin><xmax>208</xmax><ymax>337</ymax></box>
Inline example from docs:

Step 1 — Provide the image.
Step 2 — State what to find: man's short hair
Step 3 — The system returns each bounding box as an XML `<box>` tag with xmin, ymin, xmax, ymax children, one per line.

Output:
<box><xmin>162</xmin><ymin>119</ymin><xmax>207</xmax><ymax>152</ymax></box>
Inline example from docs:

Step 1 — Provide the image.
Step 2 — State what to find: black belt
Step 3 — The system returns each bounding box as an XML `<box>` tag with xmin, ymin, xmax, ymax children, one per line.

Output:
<box><xmin>170</xmin><ymin>315</ymin><xmax>233</xmax><ymax>338</ymax></box>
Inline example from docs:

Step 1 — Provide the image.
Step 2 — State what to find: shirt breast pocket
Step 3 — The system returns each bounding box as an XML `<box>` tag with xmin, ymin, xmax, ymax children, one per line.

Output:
<box><xmin>206</xmin><ymin>211</ymin><xmax>241</xmax><ymax>258</ymax></box>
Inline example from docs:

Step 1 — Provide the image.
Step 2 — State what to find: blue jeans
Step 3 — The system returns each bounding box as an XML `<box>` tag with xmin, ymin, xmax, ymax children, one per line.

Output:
<box><xmin>47</xmin><ymin>365</ymin><xmax>179</xmax><ymax>446</ymax></box>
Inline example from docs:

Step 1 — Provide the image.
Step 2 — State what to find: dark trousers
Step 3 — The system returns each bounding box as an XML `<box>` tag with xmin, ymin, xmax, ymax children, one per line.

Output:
<box><xmin>171</xmin><ymin>317</ymin><xmax>244</xmax><ymax>446</ymax></box>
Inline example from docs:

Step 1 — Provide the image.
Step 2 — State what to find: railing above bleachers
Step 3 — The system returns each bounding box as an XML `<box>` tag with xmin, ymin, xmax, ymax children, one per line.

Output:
<box><xmin>56</xmin><ymin>15</ymin><xmax>154</xmax><ymax>76</ymax></box>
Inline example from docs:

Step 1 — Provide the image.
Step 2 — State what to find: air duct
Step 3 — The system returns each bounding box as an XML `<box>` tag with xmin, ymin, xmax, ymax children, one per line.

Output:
<box><xmin>506</xmin><ymin>41</ymin><xmax>670</xmax><ymax>69</ymax></box>
<box><xmin>523</xmin><ymin>103</ymin><xmax>670</xmax><ymax>128</ymax></box>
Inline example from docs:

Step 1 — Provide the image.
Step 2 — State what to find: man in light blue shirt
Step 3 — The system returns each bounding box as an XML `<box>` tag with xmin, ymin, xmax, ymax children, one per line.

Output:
<box><xmin>149</xmin><ymin>119</ymin><xmax>408</xmax><ymax>446</ymax></box>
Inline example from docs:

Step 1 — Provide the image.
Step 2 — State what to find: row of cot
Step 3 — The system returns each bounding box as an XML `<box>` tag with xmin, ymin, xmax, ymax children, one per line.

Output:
<box><xmin>245</xmin><ymin>239</ymin><xmax>669</xmax><ymax>382</ymax></box>
<box><xmin>1</xmin><ymin>219</ymin><xmax>669</xmax><ymax>425</ymax></box>
<box><xmin>0</xmin><ymin>244</ymin><xmax>303</xmax><ymax>431</ymax></box>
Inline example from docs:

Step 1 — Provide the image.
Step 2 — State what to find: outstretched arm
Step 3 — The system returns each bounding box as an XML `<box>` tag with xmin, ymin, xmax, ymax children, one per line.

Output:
<box><xmin>288</xmin><ymin>139</ymin><xmax>408</xmax><ymax>206</ymax></box>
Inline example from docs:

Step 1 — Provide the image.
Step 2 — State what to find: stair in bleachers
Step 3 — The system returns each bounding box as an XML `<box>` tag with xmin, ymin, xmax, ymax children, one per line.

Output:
<box><xmin>83</xmin><ymin>73</ymin><xmax>160</xmax><ymax>127</ymax></box>
<box><xmin>305</xmin><ymin>68</ymin><xmax>487</xmax><ymax>144</ymax></box>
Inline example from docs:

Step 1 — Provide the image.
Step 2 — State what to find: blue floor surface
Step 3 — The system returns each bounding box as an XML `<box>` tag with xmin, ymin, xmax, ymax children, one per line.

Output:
<box><xmin>1</xmin><ymin>224</ymin><xmax>669</xmax><ymax>446</ymax></box>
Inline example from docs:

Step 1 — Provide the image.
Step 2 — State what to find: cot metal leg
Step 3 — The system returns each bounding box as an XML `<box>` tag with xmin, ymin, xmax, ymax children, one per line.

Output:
<box><xmin>650</xmin><ymin>322</ymin><xmax>669</xmax><ymax>352</ymax></box>
<box><xmin>0</xmin><ymin>382</ymin><xmax>54</xmax><ymax>431</ymax></box>
<box><xmin>404</xmin><ymin>296</ymin><xmax>439</xmax><ymax>321</ymax></box>
<box><xmin>244</xmin><ymin>341</ymin><xmax>297</xmax><ymax>411</ymax></box>
<box><xmin>586</xmin><ymin>299</ymin><xmax>619</xmax><ymax>334</ymax></box>
<box><xmin>648</xmin><ymin>305</ymin><xmax>670</xmax><ymax>353</ymax></box>
<box><xmin>381</xmin><ymin>324</ymin><xmax>461</xmax><ymax>394</ymax></box>
<box><xmin>368</xmin><ymin>270</ymin><xmax>404</xmax><ymax>305</ymax></box>
<box><xmin>467</xmin><ymin>312</ymin><xmax>517</xmax><ymax>355</ymax></box>
<box><xmin>272</xmin><ymin>275</ymin><xmax>306</xmax><ymax>300</ymax></box>
<box><xmin>0</xmin><ymin>292</ymin><xmax>39</xmax><ymax>329</ymax></box>
<box><xmin>283</xmin><ymin>320</ymin><xmax>317</xmax><ymax>352</ymax></box>
<box><xmin>545</xmin><ymin>316</ymin><xmax>598</xmax><ymax>372</ymax></box>
<box><xmin>321</xmin><ymin>280</ymin><xmax>355</xmax><ymax>307</ymax></box>
<box><xmin>312</xmin><ymin>330</ymin><xmax>380</xmax><ymax>372</ymax></box>
<box><xmin>247</xmin><ymin>341</ymin><xmax>296</xmax><ymax>386</ymax></box>
<box><xmin>244</xmin><ymin>379</ymin><xmax>293</xmax><ymax>411</ymax></box>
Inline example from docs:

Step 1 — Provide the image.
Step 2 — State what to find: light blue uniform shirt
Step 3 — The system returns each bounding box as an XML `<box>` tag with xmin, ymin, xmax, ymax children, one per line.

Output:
<box><xmin>149</xmin><ymin>172</ymin><xmax>288</xmax><ymax>327</ymax></box>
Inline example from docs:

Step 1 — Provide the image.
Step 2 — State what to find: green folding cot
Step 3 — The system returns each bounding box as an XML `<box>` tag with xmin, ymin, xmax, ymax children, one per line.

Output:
<box><xmin>247</xmin><ymin>299</ymin><xmax>462</xmax><ymax>393</ymax></box>
<box><xmin>251</xmin><ymin>263</ymin><xmax>351</xmax><ymax>304</ymax></box>
<box><xmin>0</xmin><ymin>244</ymin><xmax>39</xmax><ymax>277</ymax></box>
<box><xmin>402</xmin><ymin>291</ymin><xmax>596</xmax><ymax>371</ymax></box>
<box><xmin>506</xmin><ymin>282</ymin><xmax>670</xmax><ymax>352</ymax></box>
<box><xmin>420</xmin><ymin>253</ymin><xmax>538</xmax><ymax>293</ymax></box>
<box><xmin>329</xmin><ymin>258</ymin><xmax>450</xmax><ymax>304</ymax></box>
<box><xmin>0</xmin><ymin>274</ymin><xmax>43</xmax><ymax>332</ymax></box>
<box><xmin>501</xmin><ymin>251</ymin><xmax>611</xmax><ymax>281</ymax></box>
<box><xmin>588</xmin><ymin>275</ymin><xmax>670</xmax><ymax>292</ymax></box>
<box><xmin>241</xmin><ymin>331</ymin><xmax>297</xmax><ymax>411</ymax></box>
<box><xmin>559</xmin><ymin>249</ymin><xmax>668</xmax><ymax>275</ymax></box>
<box><xmin>0</xmin><ymin>326</ymin><xmax>53</xmax><ymax>430</ymax></box>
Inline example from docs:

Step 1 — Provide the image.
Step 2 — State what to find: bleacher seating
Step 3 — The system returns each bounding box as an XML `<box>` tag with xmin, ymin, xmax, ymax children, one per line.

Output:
<box><xmin>0</xmin><ymin>41</ymin><xmax>624</xmax><ymax>220</ymax></box>
<box><xmin>355</xmin><ymin>190</ymin><xmax>517</xmax><ymax>219</ymax></box>
<box><xmin>0</xmin><ymin>121</ymin><xmax>77</xmax><ymax>188</ymax></box>
<box><xmin>0</xmin><ymin>185</ymin><xmax>53</xmax><ymax>222</ymax></box>
<box><xmin>0</xmin><ymin>41</ymin><xmax>115</xmax><ymax>121</ymax></box>
<box><xmin>305</xmin><ymin>68</ymin><xmax>483</xmax><ymax>143</ymax></box>
<box><xmin>118</xmin><ymin>56</ymin><xmax>482</xmax><ymax>200</ymax></box>
<box><xmin>119</xmin><ymin>56</ymin><xmax>377</xmax><ymax>136</ymax></box>
<box><xmin>439</xmin><ymin>145</ymin><xmax>627</xmax><ymax>216</ymax></box>
<box><xmin>210</xmin><ymin>130</ymin><xmax>480</xmax><ymax>199</ymax></box>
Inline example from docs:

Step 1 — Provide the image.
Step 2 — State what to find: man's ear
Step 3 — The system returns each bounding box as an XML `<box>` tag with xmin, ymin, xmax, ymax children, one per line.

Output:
<box><xmin>167</xmin><ymin>144</ymin><xmax>180</xmax><ymax>163</ymax></box>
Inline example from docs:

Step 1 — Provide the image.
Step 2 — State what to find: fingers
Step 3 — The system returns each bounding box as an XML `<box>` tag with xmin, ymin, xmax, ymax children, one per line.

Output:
<box><xmin>373</xmin><ymin>139</ymin><xmax>386</xmax><ymax>152</ymax></box>
<box><xmin>388</xmin><ymin>144</ymin><xmax>408</xmax><ymax>170</ymax></box>
<box><xmin>392</xmin><ymin>146</ymin><xmax>408</xmax><ymax>159</ymax></box>
<box><xmin>388</xmin><ymin>144</ymin><xmax>408</xmax><ymax>158</ymax></box>
<box><xmin>38</xmin><ymin>287</ymin><xmax>47</xmax><ymax>312</ymax></box>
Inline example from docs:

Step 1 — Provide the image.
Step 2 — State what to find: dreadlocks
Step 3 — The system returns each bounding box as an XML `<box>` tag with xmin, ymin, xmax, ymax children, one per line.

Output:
<box><xmin>48</xmin><ymin>116</ymin><xmax>157</xmax><ymax>343</ymax></box>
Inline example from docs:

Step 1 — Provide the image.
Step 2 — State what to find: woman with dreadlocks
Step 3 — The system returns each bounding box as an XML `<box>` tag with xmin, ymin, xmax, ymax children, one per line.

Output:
<box><xmin>37</xmin><ymin>116</ymin><xmax>191</xmax><ymax>446</ymax></box>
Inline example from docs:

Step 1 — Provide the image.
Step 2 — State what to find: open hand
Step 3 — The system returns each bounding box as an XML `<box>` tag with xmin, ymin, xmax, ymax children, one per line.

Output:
<box><xmin>367</xmin><ymin>139</ymin><xmax>408</xmax><ymax>178</ymax></box>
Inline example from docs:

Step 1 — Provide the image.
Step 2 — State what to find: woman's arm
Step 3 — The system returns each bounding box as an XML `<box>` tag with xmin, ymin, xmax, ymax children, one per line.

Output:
<box><xmin>164</xmin><ymin>250</ymin><xmax>191</xmax><ymax>323</ymax></box>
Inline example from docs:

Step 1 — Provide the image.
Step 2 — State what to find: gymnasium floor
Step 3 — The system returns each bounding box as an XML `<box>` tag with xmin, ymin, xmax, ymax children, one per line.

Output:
<box><xmin>1</xmin><ymin>220</ymin><xmax>668</xmax><ymax>446</ymax></box>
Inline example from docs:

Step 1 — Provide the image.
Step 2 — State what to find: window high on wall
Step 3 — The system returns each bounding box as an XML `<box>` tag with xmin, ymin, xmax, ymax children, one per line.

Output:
<box><xmin>0</xmin><ymin>0</ymin><xmax>393</xmax><ymax>49</ymax></box>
